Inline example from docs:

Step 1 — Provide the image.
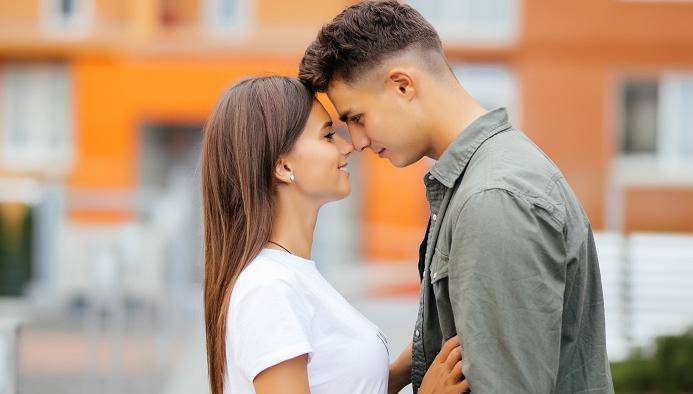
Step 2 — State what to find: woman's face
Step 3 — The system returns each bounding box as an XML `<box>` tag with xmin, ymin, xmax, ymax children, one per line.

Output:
<box><xmin>284</xmin><ymin>99</ymin><xmax>354</xmax><ymax>203</ymax></box>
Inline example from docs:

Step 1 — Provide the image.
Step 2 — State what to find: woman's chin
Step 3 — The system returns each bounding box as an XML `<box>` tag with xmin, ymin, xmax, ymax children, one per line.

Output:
<box><xmin>330</xmin><ymin>184</ymin><xmax>352</xmax><ymax>201</ymax></box>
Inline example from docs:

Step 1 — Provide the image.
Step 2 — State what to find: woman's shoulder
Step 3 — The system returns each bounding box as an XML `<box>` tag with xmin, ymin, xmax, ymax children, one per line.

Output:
<box><xmin>231</xmin><ymin>252</ymin><xmax>302</xmax><ymax>302</ymax></box>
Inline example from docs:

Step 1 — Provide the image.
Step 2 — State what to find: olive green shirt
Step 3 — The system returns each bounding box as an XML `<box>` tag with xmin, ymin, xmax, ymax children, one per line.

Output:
<box><xmin>410</xmin><ymin>108</ymin><xmax>614</xmax><ymax>393</ymax></box>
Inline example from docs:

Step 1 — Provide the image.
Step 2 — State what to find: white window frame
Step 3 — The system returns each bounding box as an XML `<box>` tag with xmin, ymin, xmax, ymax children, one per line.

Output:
<box><xmin>614</xmin><ymin>73</ymin><xmax>693</xmax><ymax>186</ymax></box>
<box><xmin>41</xmin><ymin>0</ymin><xmax>93</xmax><ymax>35</ymax></box>
<box><xmin>407</xmin><ymin>0</ymin><xmax>521</xmax><ymax>47</ymax></box>
<box><xmin>452</xmin><ymin>64</ymin><xmax>521</xmax><ymax>126</ymax></box>
<box><xmin>203</xmin><ymin>0</ymin><xmax>253</xmax><ymax>34</ymax></box>
<box><xmin>1</xmin><ymin>64</ymin><xmax>74</xmax><ymax>175</ymax></box>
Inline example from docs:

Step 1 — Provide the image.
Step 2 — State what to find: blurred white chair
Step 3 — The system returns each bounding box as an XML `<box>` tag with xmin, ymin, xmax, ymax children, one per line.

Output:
<box><xmin>54</xmin><ymin>221</ymin><xmax>170</xmax><ymax>392</ymax></box>
<box><xmin>55</xmin><ymin>222</ymin><xmax>167</xmax><ymax>307</ymax></box>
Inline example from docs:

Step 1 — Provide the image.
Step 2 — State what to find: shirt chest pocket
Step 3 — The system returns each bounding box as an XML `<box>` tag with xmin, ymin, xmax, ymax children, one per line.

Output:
<box><xmin>430</xmin><ymin>248</ymin><xmax>456</xmax><ymax>338</ymax></box>
<box><xmin>430</xmin><ymin>248</ymin><xmax>450</xmax><ymax>284</ymax></box>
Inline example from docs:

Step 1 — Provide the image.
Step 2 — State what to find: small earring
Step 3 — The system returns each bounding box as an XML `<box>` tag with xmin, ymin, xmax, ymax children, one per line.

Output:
<box><xmin>289</xmin><ymin>174</ymin><xmax>295</xmax><ymax>183</ymax></box>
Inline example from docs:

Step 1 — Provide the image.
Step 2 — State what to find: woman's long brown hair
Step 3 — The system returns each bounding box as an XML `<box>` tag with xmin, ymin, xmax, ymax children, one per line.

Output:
<box><xmin>200</xmin><ymin>76</ymin><xmax>313</xmax><ymax>394</ymax></box>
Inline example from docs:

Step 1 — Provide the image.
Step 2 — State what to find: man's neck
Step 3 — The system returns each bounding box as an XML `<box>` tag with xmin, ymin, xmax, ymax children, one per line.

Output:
<box><xmin>427</xmin><ymin>88</ymin><xmax>487</xmax><ymax>160</ymax></box>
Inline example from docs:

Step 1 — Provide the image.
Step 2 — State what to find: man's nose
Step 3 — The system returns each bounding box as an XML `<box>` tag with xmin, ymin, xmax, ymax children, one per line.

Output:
<box><xmin>348</xmin><ymin>128</ymin><xmax>371</xmax><ymax>152</ymax></box>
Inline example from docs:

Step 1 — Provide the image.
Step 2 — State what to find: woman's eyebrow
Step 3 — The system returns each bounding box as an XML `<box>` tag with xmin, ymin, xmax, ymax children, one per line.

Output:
<box><xmin>322</xmin><ymin>121</ymin><xmax>333</xmax><ymax>129</ymax></box>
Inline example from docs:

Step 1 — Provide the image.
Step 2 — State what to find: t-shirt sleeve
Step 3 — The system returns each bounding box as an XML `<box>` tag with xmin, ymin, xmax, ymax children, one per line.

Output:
<box><xmin>228</xmin><ymin>277</ymin><xmax>315</xmax><ymax>382</ymax></box>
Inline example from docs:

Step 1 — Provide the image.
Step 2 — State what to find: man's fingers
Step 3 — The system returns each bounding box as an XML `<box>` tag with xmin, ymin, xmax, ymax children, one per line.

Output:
<box><xmin>437</xmin><ymin>335</ymin><xmax>460</xmax><ymax>363</ymax></box>
<box><xmin>453</xmin><ymin>379</ymin><xmax>470</xmax><ymax>392</ymax></box>
<box><xmin>450</xmin><ymin>360</ymin><xmax>463</xmax><ymax>380</ymax></box>
<box><xmin>444</xmin><ymin>345</ymin><xmax>461</xmax><ymax>371</ymax></box>
<box><xmin>444</xmin><ymin>335</ymin><xmax>460</xmax><ymax>349</ymax></box>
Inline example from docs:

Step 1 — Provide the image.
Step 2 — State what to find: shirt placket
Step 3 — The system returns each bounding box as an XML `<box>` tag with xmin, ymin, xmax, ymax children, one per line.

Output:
<box><xmin>411</xmin><ymin>175</ymin><xmax>449</xmax><ymax>392</ymax></box>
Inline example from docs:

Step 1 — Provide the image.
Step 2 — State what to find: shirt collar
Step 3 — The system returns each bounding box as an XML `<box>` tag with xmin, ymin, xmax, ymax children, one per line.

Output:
<box><xmin>427</xmin><ymin>107</ymin><xmax>513</xmax><ymax>188</ymax></box>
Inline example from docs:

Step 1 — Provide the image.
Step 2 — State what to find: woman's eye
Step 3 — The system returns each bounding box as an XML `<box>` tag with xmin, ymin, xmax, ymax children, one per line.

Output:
<box><xmin>351</xmin><ymin>115</ymin><xmax>362</xmax><ymax>124</ymax></box>
<box><xmin>325</xmin><ymin>131</ymin><xmax>336</xmax><ymax>141</ymax></box>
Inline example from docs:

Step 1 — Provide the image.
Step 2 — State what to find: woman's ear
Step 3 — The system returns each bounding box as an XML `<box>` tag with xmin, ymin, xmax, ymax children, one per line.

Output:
<box><xmin>274</xmin><ymin>157</ymin><xmax>294</xmax><ymax>185</ymax></box>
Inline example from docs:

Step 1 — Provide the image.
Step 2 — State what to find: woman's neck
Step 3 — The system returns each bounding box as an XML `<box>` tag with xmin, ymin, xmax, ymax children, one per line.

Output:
<box><xmin>268</xmin><ymin>190</ymin><xmax>319</xmax><ymax>260</ymax></box>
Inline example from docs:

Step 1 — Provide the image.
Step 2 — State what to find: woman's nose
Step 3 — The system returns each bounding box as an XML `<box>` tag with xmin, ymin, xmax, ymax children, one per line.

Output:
<box><xmin>336</xmin><ymin>133</ymin><xmax>355</xmax><ymax>156</ymax></box>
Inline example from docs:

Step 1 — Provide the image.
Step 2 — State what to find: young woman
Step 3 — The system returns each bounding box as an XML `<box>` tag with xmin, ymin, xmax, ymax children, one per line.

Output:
<box><xmin>200</xmin><ymin>76</ymin><xmax>467</xmax><ymax>394</ymax></box>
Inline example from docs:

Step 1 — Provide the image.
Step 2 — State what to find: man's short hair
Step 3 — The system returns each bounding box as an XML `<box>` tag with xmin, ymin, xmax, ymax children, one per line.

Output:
<box><xmin>299</xmin><ymin>0</ymin><xmax>444</xmax><ymax>93</ymax></box>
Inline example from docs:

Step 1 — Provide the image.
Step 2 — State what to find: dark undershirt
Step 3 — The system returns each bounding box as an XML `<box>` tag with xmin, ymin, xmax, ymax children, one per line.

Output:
<box><xmin>418</xmin><ymin>217</ymin><xmax>431</xmax><ymax>281</ymax></box>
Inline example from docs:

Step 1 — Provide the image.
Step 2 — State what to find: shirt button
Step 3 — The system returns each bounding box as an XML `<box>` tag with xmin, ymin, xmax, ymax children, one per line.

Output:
<box><xmin>432</xmin><ymin>272</ymin><xmax>437</xmax><ymax>280</ymax></box>
<box><xmin>428</xmin><ymin>175</ymin><xmax>434</xmax><ymax>180</ymax></box>
<box><xmin>432</xmin><ymin>214</ymin><xmax>437</xmax><ymax>221</ymax></box>
<box><xmin>415</xmin><ymin>329</ymin><xmax>420</xmax><ymax>337</ymax></box>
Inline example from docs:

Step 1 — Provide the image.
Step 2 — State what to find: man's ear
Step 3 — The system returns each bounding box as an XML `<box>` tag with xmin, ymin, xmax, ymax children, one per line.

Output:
<box><xmin>274</xmin><ymin>157</ymin><xmax>294</xmax><ymax>185</ymax></box>
<box><xmin>387</xmin><ymin>68</ymin><xmax>416</xmax><ymax>101</ymax></box>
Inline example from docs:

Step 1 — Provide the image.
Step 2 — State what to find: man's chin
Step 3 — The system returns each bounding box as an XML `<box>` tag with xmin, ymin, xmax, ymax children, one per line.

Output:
<box><xmin>389</xmin><ymin>154</ymin><xmax>419</xmax><ymax>168</ymax></box>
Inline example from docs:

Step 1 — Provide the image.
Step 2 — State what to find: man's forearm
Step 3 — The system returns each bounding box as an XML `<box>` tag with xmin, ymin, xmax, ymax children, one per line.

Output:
<box><xmin>389</xmin><ymin>340</ymin><xmax>413</xmax><ymax>394</ymax></box>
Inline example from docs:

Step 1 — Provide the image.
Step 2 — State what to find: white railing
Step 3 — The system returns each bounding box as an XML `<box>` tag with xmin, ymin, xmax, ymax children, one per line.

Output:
<box><xmin>595</xmin><ymin>232</ymin><xmax>693</xmax><ymax>361</ymax></box>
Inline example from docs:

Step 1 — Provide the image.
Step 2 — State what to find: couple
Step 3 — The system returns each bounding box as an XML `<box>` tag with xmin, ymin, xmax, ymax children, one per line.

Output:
<box><xmin>200</xmin><ymin>2</ymin><xmax>614</xmax><ymax>394</ymax></box>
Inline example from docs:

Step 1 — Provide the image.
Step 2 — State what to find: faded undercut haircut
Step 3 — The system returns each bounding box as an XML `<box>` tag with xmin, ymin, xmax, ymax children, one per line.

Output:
<box><xmin>299</xmin><ymin>0</ymin><xmax>448</xmax><ymax>93</ymax></box>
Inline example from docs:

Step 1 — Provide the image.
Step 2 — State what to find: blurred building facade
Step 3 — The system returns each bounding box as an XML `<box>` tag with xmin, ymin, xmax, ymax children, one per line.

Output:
<box><xmin>372</xmin><ymin>0</ymin><xmax>693</xmax><ymax>260</ymax></box>
<box><xmin>1</xmin><ymin>0</ymin><xmax>693</xmax><ymax>300</ymax></box>
<box><xmin>0</xmin><ymin>0</ymin><xmax>358</xmax><ymax>301</ymax></box>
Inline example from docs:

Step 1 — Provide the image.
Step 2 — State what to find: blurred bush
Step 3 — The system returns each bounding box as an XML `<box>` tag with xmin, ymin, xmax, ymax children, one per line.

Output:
<box><xmin>611</xmin><ymin>329</ymin><xmax>693</xmax><ymax>393</ymax></box>
<box><xmin>0</xmin><ymin>204</ymin><xmax>34</xmax><ymax>296</ymax></box>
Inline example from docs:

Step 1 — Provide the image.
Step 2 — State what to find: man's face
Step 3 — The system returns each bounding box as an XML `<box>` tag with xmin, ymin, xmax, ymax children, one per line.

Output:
<box><xmin>326</xmin><ymin>77</ymin><xmax>428</xmax><ymax>168</ymax></box>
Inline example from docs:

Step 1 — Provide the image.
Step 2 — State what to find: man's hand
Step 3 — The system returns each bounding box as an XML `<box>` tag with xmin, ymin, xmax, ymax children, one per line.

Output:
<box><xmin>388</xmin><ymin>341</ymin><xmax>413</xmax><ymax>394</ymax></box>
<box><xmin>419</xmin><ymin>336</ymin><xmax>469</xmax><ymax>394</ymax></box>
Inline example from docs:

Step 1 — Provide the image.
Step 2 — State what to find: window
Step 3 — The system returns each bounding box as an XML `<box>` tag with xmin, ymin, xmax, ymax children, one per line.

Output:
<box><xmin>204</xmin><ymin>0</ymin><xmax>252</xmax><ymax>32</ymax></box>
<box><xmin>160</xmin><ymin>0</ymin><xmax>183</xmax><ymax>27</ymax></box>
<box><xmin>42</xmin><ymin>0</ymin><xmax>92</xmax><ymax>33</ymax></box>
<box><xmin>619</xmin><ymin>75</ymin><xmax>693</xmax><ymax>160</ymax></box>
<box><xmin>621</xmin><ymin>80</ymin><xmax>658</xmax><ymax>154</ymax></box>
<box><xmin>407</xmin><ymin>0</ymin><xmax>520</xmax><ymax>46</ymax></box>
<box><xmin>1</xmin><ymin>64</ymin><xmax>73</xmax><ymax>173</ymax></box>
<box><xmin>616</xmin><ymin>74</ymin><xmax>693</xmax><ymax>184</ymax></box>
<box><xmin>453</xmin><ymin>64</ymin><xmax>521</xmax><ymax>124</ymax></box>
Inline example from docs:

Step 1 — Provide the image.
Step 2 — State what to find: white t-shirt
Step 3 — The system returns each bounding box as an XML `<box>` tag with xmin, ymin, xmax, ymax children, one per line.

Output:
<box><xmin>224</xmin><ymin>248</ymin><xmax>390</xmax><ymax>394</ymax></box>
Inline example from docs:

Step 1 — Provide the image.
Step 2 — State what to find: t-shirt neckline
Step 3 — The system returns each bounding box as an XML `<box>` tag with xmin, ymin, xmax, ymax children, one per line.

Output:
<box><xmin>259</xmin><ymin>248</ymin><xmax>317</xmax><ymax>268</ymax></box>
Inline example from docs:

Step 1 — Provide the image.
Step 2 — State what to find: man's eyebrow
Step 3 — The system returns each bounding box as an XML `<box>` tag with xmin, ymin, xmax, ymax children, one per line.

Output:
<box><xmin>338</xmin><ymin>109</ymin><xmax>353</xmax><ymax>123</ymax></box>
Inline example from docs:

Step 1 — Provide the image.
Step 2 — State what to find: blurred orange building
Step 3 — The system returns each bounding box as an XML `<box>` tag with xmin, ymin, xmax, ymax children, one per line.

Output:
<box><xmin>1</xmin><ymin>0</ymin><xmax>693</xmax><ymax>272</ymax></box>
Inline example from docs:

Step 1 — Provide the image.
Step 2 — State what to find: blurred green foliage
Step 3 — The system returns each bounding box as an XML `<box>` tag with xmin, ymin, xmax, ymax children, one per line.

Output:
<box><xmin>0</xmin><ymin>204</ymin><xmax>33</xmax><ymax>296</ymax></box>
<box><xmin>611</xmin><ymin>329</ymin><xmax>693</xmax><ymax>393</ymax></box>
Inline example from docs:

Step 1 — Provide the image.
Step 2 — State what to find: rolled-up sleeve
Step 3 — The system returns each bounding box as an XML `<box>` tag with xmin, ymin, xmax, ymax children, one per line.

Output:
<box><xmin>448</xmin><ymin>188</ymin><xmax>567</xmax><ymax>393</ymax></box>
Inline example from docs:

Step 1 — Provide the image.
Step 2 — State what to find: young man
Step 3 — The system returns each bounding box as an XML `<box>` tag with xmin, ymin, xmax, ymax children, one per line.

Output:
<box><xmin>299</xmin><ymin>1</ymin><xmax>614</xmax><ymax>394</ymax></box>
